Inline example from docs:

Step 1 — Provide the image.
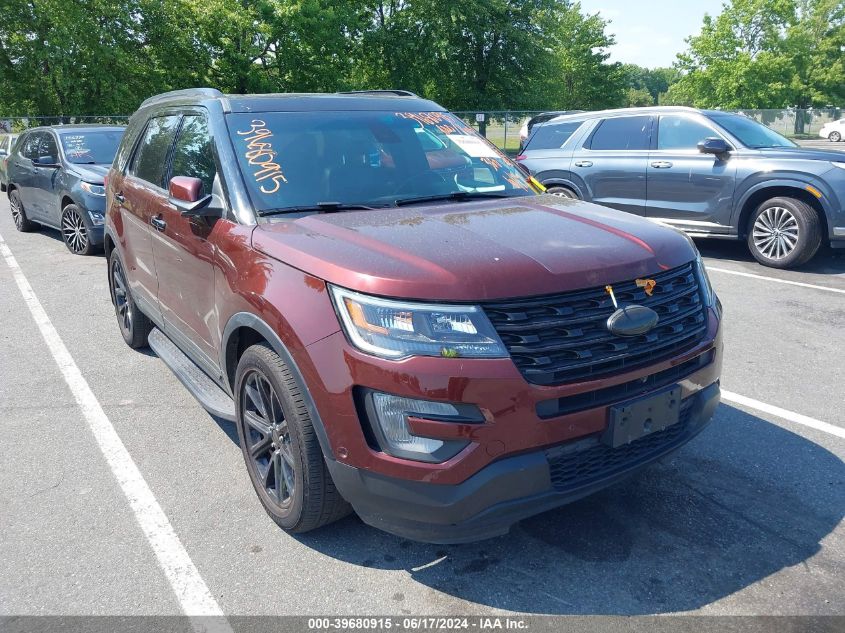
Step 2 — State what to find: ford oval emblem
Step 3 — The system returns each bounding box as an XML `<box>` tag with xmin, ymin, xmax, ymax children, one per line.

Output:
<box><xmin>606</xmin><ymin>305</ymin><xmax>659</xmax><ymax>337</ymax></box>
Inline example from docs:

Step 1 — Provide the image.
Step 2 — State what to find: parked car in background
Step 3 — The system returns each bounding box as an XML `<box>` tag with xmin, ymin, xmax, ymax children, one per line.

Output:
<box><xmin>518</xmin><ymin>110</ymin><xmax>583</xmax><ymax>149</ymax></box>
<box><xmin>5</xmin><ymin>125</ymin><xmax>124</xmax><ymax>255</ymax></box>
<box><xmin>819</xmin><ymin>118</ymin><xmax>845</xmax><ymax>142</ymax></box>
<box><xmin>105</xmin><ymin>88</ymin><xmax>721</xmax><ymax>543</ymax></box>
<box><xmin>0</xmin><ymin>133</ymin><xmax>18</xmax><ymax>191</ymax></box>
<box><xmin>517</xmin><ymin>106</ymin><xmax>845</xmax><ymax>268</ymax></box>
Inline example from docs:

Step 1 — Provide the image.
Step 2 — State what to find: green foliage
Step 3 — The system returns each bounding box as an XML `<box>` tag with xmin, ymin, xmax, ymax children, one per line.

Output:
<box><xmin>621</xmin><ymin>65</ymin><xmax>682</xmax><ymax>105</ymax></box>
<box><xmin>0</xmin><ymin>0</ymin><xmax>628</xmax><ymax>115</ymax></box>
<box><xmin>669</xmin><ymin>0</ymin><xmax>845</xmax><ymax>109</ymax></box>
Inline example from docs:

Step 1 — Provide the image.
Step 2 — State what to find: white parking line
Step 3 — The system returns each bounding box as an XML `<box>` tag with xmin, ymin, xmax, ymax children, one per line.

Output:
<box><xmin>706</xmin><ymin>266</ymin><xmax>845</xmax><ymax>294</ymax></box>
<box><xmin>0</xmin><ymin>232</ymin><xmax>231</xmax><ymax>631</ymax></box>
<box><xmin>722</xmin><ymin>390</ymin><xmax>845</xmax><ymax>439</ymax></box>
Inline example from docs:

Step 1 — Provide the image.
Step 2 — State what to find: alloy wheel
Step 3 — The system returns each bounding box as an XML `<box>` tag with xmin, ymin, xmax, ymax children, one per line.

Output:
<box><xmin>830</xmin><ymin>131</ymin><xmax>842</xmax><ymax>142</ymax></box>
<box><xmin>62</xmin><ymin>209</ymin><xmax>89</xmax><ymax>254</ymax></box>
<box><xmin>111</xmin><ymin>258</ymin><xmax>133</xmax><ymax>337</ymax></box>
<box><xmin>752</xmin><ymin>206</ymin><xmax>799</xmax><ymax>260</ymax></box>
<box><xmin>240</xmin><ymin>370</ymin><xmax>296</xmax><ymax>508</ymax></box>
<box><xmin>10</xmin><ymin>193</ymin><xmax>23</xmax><ymax>229</ymax></box>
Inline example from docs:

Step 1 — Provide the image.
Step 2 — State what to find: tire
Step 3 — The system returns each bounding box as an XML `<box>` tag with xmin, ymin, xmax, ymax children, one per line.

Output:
<box><xmin>61</xmin><ymin>204</ymin><xmax>97</xmax><ymax>255</ymax></box>
<box><xmin>546</xmin><ymin>185</ymin><xmax>578</xmax><ymax>199</ymax></box>
<box><xmin>830</xmin><ymin>131</ymin><xmax>842</xmax><ymax>142</ymax></box>
<box><xmin>235</xmin><ymin>343</ymin><xmax>350</xmax><ymax>533</ymax></box>
<box><xmin>746</xmin><ymin>196</ymin><xmax>822</xmax><ymax>269</ymax></box>
<box><xmin>109</xmin><ymin>249</ymin><xmax>153</xmax><ymax>348</ymax></box>
<box><xmin>9</xmin><ymin>189</ymin><xmax>38</xmax><ymax>232</ymax></box>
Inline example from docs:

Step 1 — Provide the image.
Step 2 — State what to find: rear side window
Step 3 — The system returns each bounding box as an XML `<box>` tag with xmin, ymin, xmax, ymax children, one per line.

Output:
<box><xmin>21</xmin><ymin>133</ymin><xmax>44</xmax><ymax>160</ymax></box>
<box><xmin>657</xmin><ymin>115</ymin><xmax>718</xmax><ymax>150</ymax></box>
<box><xmin>588</xmin><ymin>116</ymin><xmax>651</xmax><ymax>151</ymax></box>
<box><xmin>525</xmin><ymin>121</ymin><xmax>582</xmax><ymax>150</ymax></box>
<box><xmin>130</xmin><ymin>115</ymin><xmax>181</xmax><ymax>187</ymax></box>
<box><xmin>169</xmin><ymin>115</ymin><xmax>217</xmax><ymax>196</ymax></box>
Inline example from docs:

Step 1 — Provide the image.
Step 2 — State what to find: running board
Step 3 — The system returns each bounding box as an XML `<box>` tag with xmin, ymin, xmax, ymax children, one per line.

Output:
<box><xmin>148</xmin><ymin>327</ymin><xmax>237</xmax><ymax>422</ymax></box>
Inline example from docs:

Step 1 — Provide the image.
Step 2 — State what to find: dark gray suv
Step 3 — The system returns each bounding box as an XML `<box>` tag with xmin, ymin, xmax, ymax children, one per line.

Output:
<box><xmin>517</xmin><ymin>107</ymin><xmax>845</xmax><ymax>268</ymax></box>
<box><xmin>5</xmin><ymin>125</ymin><xmax>124</xmax><ymax>255</ymax></box>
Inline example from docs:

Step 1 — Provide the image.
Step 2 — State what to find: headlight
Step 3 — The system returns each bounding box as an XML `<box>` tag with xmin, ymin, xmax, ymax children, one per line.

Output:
<box><xmin>831</xmin><ymin>162</ymin><xmax>845</xmax><ymax>170</ymax></box>
<box><xmin>81</xmin><ymin>182</ymin><xmax>106</xmax><ymax>196</ymax></box>
<box><xmin>88</xmin><ymin>211</ymin><xmax>105</xmax><ymax>226</ymax></box>
<box><xmin>330</xmin><ymin>285</ymin><xmax>507</xmax><ymax>359</ymax></box>
<box><xmin>694</xmin><ymin>254</ymin><xmax>716</xmax><ymax>308</ymax></box>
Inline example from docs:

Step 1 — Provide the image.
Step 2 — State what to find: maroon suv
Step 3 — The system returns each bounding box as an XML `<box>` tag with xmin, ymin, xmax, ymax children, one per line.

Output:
<box><xmin>105</xmin><ymin>88</ymin><xmax>722</xmax><ymax>543</ymax></box>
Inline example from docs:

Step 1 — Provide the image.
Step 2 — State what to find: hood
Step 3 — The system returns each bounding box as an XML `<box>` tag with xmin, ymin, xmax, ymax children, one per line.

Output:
<box><xmin>252</xmin><ymin>194</ymin><xmax>697</xmax><ymax>301</ymax></box>
<box><xmin>755</xmin><ymin>147</ymin><xmax>845</xmax><ymax>162</ymax></box>
<box><xmin>67</xmin><ymin>163</ymin><xmax>109</xmax><ymax>184</ymax></box>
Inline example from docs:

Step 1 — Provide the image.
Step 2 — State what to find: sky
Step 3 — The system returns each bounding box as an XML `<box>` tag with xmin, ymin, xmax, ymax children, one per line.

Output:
<box><xmin>577</xmin><ymin>0</ymin><xmax>726</xmax><ymax>68</ymax></box>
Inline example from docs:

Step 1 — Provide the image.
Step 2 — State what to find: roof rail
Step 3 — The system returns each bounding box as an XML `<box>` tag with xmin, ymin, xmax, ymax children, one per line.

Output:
<box><xmin>337</xmin><ymin>89</ymin><xmax>419</xmax><ymax>98</ymax></box>
<box><xmin>139</xmin><ymin>88</ymin><xmax>225</xmax><ymax>109</ymax></box>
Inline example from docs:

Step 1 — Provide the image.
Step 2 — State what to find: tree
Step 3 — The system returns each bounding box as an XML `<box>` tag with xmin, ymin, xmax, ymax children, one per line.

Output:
<box><xmin>668</xmin><ymin>0</ymin><xmax>845</xmax><ymax>112</ymax></box>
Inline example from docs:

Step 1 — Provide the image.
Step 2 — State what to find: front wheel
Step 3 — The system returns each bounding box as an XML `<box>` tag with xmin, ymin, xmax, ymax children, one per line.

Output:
<box><xmin>109</xmin><ymin>250</ymin><xmax>152</xmax><ymax>348</ymax></box>
<box><xmin>829</xmin><ymin>131</ymin><xmax>842</xmax><ymax>142</ymax></box>
<box><xmin>61</xmin><ymin>204</ymin><xmax>97</xmax><ymax>255</ymax></box>
<box><xmin>235</xmin><ymin>343</ymin><xmax>350</xmax><ymax>533</ymax></box>
<box><xmin>747</xmin><ymin>196</ymin><xmax>822</xmax><ymax>269</ymax></box>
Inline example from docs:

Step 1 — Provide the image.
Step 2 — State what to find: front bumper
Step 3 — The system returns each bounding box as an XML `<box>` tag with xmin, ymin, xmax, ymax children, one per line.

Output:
<box><xmin>327</xmin><ymin>382</ymin><xmax>720</xmax><ymax>543</ymax></box>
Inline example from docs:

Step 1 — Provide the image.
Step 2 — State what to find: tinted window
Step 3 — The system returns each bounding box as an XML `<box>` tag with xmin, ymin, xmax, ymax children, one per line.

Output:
<box><xmin>525</xmin><ymin>121</ymin><xmax>582</xmax><ymax>150</ymax></box>
<box><xmin>21</xmin><ymin>133</ymin><xmax>44</xmax><ymax>160</ymax></box>
<box><xmin>59</xmin><ymin>130</ymin><xmax>124</xmax><ymax>164</ymax></box>
<box><xmin>170</xmin><ymin>115</ymin><xmax>216</xmax><ymax>195</ymax></box>
<box><xmin>658</xmin><ymin>115</ymin><xmax>719</xmax><ymax>150</ymax></box>
<box><xmin>130</xmin><ymin>116</ymin><xmax>181</xmax><ymax>187</ymax></box>
<box><xmin>588</xmin><ymin>116</ymin><xmax>651</xmax><ymax>150</ymax></box>
<box><xmin>39</xmin><ymin>133</ymin><xmax>59</xmax><ymax>159</ymax></box>
<box><xmin>709</xmin><ymin>114</ymin><xmax>796</xmax><ymax>149</ymax></box>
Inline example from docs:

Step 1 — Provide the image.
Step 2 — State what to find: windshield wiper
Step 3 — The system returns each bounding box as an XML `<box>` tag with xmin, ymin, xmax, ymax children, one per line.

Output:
<box><xmin>393</xmin><ymin>191</ymin><xmax>514</xmax><ymax>207</ymax></box>
<box><xmin>257</xmin><ymin>202</ymin><xmax>388</xmax><ymax>217</ymax></box>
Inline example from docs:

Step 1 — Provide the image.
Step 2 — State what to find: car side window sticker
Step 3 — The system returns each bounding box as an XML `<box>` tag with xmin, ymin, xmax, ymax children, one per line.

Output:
<box><xmin>235</xmin><ymin>119</ymin><xmax>287</xmax><ymax>194</ymax></box>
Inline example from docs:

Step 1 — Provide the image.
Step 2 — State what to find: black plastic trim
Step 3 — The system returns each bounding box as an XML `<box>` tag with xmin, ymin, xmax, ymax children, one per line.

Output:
<box><xmin>220</xmin><ymin>312</ymin><xmax>335</xmax><ymax>460</ymax></box>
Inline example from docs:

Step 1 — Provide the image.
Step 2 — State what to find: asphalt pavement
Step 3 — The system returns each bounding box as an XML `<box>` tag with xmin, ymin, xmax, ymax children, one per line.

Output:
<box><xmin>0</xmin><ymin>196</ymin><xmax>843</xmax><ymax>619</ymax></box>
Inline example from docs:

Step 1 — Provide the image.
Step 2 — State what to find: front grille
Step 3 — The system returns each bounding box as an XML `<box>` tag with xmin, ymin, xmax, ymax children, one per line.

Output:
<box><xmin>483</xmin><ymin>262</ymin><xmax>708</xmax><ymax>386</ymax></box>
<box><xmin>536</xmin><ymin>350</ymin><xmax>714</xmax><ymax>419</ymax></box>
<box><xmin>546</xmin><ymin>398</ymin><xmax>695</xmax><ymax>492</ymax></box>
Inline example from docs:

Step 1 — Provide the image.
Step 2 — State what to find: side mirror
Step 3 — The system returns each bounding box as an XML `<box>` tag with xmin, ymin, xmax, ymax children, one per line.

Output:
<box><xmin>35</xmin><ymin>155</ymin><xmax>59</xmax><ymax>167</ymax></box>
<box><xmin>0</xmin><ymin>149</ymin><xmax>7</xmax><ymax>157</ymax></box>
<box><xmin>697</xmin><ymin>137</ymin><xmax>732</xmax><ymax>156</ymax></box>
<box><xmin>168</xmin><ymin>176</ymin><xmax>221</xmax><ymax>217</ymax></box>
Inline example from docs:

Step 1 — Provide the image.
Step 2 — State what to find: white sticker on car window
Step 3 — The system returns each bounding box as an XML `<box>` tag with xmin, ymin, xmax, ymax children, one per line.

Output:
<box><xmin>446</xmin><ymin>134</ymin><xmax>500</xmax><ymax>158</ymax></box>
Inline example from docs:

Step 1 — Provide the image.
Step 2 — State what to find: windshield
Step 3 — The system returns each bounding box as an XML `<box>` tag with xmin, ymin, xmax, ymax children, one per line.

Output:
<box><xmin>709</xmin><ymin>114</ymin><xmax>797</xmax><ymax>149</ymax></box>
<box><xmin>59</xmin><ymin>129</ymin><xmax>124</xmax><ymax>164</ymax></box>
<box><xmin>226</xmin><ymin>111</ymin><xmax>536</xmax><ymax>211</ymax></box>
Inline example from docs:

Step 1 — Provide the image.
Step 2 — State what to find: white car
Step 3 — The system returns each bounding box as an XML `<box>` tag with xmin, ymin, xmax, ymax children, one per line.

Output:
<box><xmin>819</xmin><ymin>119</ymin><xmax>845</xmax><ymax>142</ymax></box>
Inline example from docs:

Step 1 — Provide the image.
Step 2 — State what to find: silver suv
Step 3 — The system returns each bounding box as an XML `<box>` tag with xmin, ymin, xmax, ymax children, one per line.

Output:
<box><xmin>517</xmin><ymin>106</ymin><xmax>845</xmax><ymax>268</ymax></box>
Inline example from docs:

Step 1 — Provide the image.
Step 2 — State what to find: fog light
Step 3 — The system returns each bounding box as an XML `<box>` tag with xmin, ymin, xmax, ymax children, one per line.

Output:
<box><xmin>366</xmin><ymin>392</ymin><xmax>471</xmax><ymax>463</ymax></box>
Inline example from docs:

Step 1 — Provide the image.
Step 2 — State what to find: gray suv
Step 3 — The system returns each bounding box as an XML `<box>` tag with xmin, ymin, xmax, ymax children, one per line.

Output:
<box><xmin>517</xmin><ymin>106</ymin><xmax>845</xmax><ymax>268</ymax></box>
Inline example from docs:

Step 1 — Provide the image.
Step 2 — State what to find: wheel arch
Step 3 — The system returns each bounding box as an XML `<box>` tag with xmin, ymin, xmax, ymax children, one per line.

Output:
<box><xmin>221</xmin><ymin>312</ymin><xmax>335</xmax><ymax>460</ymax></box>
<box><xmin>535</xmin><ymin>173</ymin><xmax>584</xmax><ymax>199</ymax></box>
<box><xmin>735</xmin><ymin>183</ymin><xmax>829</xmax><ymax>240</ymax></box>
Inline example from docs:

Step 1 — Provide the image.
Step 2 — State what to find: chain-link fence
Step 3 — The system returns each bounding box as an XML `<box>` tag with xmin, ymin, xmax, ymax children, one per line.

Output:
<box><xmin>737</xmin><ymin>108</ymin><xmax>843</xmax><ymax>137</ymax></box>
<box><xmin>0</xmin><ymin>115</ymin><xmax>129</xmax><ymax>133</ymax></box>
<box><xmin>452</xmin><ymin>111</ymin><xmax>543</xmax><ymax>152</ymax></box>
<box><xmin>2</xmin><ymin>108</ymin><xmax>842</xmax><ymax>148</ymax></box>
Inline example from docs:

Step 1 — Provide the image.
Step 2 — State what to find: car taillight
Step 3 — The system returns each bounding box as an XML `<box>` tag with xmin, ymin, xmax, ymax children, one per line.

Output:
<box><xmin>516</xmin><ymin>154</ymin><xmax>526</xmax><ymax>161</ymax></box>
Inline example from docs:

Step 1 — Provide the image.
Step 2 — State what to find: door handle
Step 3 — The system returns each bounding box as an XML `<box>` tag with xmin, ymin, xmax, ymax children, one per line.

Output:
<box><xmin>574</xmin><ymin>160</ymin><xmax>593</xmax><ymax>168</ymax></box>
<box><xmin>150</xmin><ymin>215</ymin><xmax>166</xmax><ymax>232</ymax></box>
<box><xmin>651</xmin><ymin>161</ymin><xmax>673</xmax><ymax>169</ymax></box>
<box><xmin>115</xmin><ymin>192</ymin><xmax>125</xmax><ymax>203</ymax></box>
